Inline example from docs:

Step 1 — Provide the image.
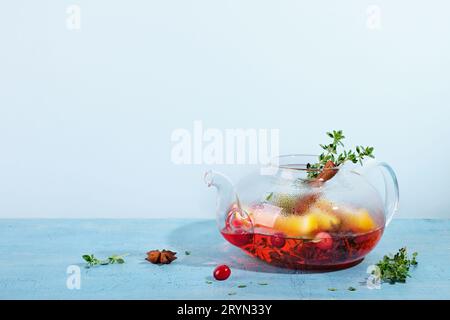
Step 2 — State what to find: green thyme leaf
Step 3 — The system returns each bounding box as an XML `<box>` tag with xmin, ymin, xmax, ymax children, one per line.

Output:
<box><xmin>82</xmin><ymin>253</ymin><xmax>127</xmax><ymax>267</ymax></box>
<box><xmin>375</xmin><ymin>247</ymin><xmax>418</xmax><ymax>284</ymax></box>
<box><xmin>307</xmin><ymin>130</ymin><xmax>375</xmax><ymax>179</ymax></box>
<box><xmin>82</xmin><ymin>254</ymin><xmax>93</xmax><ymax>262</ymax></box>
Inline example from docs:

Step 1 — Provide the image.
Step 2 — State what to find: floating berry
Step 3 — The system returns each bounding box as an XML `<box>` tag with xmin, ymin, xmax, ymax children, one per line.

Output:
<box><xmin>270</xmin><ymin>232</ymin><xmax>286</xmax><ymax>248</ymax></box>
<box><xmin>213</xmin><ymin>265</ymin><xmax>231</xmax><ymax>281</ymax></box>
<box><xmin>315</xmin><ymin>232</ymin><xmax>333</xmax><ymax>250</ymax></box>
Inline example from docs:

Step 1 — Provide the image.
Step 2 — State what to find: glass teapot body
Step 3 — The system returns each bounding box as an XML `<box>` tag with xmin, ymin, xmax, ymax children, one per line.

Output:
<box><xmin>205</xmin><ymin>155</ymin><xmax>399</xmax><ymax>270</ymax></box>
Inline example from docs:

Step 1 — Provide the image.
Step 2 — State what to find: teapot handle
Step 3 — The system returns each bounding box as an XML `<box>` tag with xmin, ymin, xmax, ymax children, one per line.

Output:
<box><xmin>361</xmin><ymin>160</ymin><xmax>399</xmax><ymax>226</ymax></box>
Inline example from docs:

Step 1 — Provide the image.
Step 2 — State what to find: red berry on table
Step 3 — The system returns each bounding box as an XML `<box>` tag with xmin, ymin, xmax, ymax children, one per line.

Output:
<box><xmin>270</xmin><ymin>232</ymin><xmax>286</xmax><ymax>248</ymax></box>
<box><xmin>213</xmin><ymin>265</ymin><xmax>231</xmax><ymax>281</ymax></box>
<box><xmin>315</xmin><ymin>232</ymin><xmax>333</xmax><ymax>250</ymax></box>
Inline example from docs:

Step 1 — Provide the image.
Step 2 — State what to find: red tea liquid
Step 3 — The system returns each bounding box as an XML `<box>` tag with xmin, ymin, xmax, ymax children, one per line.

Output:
<box><xmin>221</xmin><ymin>228</ymin><xmax>383</xmax><ymax>270</ymax></box>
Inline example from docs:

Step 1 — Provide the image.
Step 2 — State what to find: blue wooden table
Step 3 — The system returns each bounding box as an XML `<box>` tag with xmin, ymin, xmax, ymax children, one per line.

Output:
<box><xmin>0</xmin><ymin>219</ymin><xmax>448</xmax><ymax>300</ymax></box>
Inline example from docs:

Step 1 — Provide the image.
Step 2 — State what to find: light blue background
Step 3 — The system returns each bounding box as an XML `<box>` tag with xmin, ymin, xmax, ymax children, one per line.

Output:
<box><xmin>0</xmin><ymin>1</ymin><xmax>449</xmax><ymax>218</ymax></box>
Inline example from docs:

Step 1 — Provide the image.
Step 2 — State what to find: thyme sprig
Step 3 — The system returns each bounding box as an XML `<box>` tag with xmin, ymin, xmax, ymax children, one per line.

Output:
<box><xmin>307</xmin><ymin>130</ymin><xmax>375</xmax><ymax>178</ymax></box>
<box><xmin>82</xmin><ymin>253</ymin><xmax>127</xmax><ymax>267</ymax></box>
<box><xmin>375</xmin><ymin>247</ymin><xmax>418</xmax><ymax>284</ymax></box>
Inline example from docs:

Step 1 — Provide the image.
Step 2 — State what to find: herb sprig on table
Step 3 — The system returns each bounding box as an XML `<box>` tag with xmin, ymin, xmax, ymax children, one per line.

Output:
<box><xmin>374</xmin><ymin>247</ymin><xmax>418</xmax><ymax>284</ymax></box>
<box><xmin>82</xmin><ymin>254</ymin><xmax>127</xmax><ymax>267</ymax></box>
<box><xmin>307</xmin><ymin>130</ymin><xmax>375</xmax><ymax>179</ymax></box>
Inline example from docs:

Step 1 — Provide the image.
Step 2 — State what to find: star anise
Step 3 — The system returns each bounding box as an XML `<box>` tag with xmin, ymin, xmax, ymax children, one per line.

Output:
<box><xmin>146</xmin><ymin>249</ymin><xmax>177</xmax><ymax>264</ymax></box>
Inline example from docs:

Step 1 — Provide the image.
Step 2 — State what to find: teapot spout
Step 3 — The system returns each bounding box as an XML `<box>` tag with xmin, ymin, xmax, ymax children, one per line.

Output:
<box><xmin>204</xmin><ymin>170</ymin><xmax>243</xmax><ymax>225</ymax></box>
<box><xmin>205</xmin><ymin>170</ymin><xmax>254</xmax><ymax>245</ymax></box>
<box><xmin>204</xmin><ymin>170</ymin><xmax>239</xmax><ymax>207</ymax></box>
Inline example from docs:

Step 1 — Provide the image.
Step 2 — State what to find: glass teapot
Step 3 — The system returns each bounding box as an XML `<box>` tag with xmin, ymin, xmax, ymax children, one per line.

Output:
<box><xmin>205</xmin><ymin>155</ymin><xmax>399</xmax><ymax>270</ymax></box>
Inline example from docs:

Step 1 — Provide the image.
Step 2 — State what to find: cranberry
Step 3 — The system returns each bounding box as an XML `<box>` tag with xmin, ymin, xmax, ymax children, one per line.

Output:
<box><xmin>213</xmin><ymin>265</ymin><xmax>231</xmax><ymax>281</ymax></box>
<box><xmin>270</xmin><ymin>233</ymin><xmax>286</xmax><ymax>248</ymax></box>
<box><xmin>315</xmin><ymin>232</ymin><xmax>333</xmax><ymax>250</ymax></box>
